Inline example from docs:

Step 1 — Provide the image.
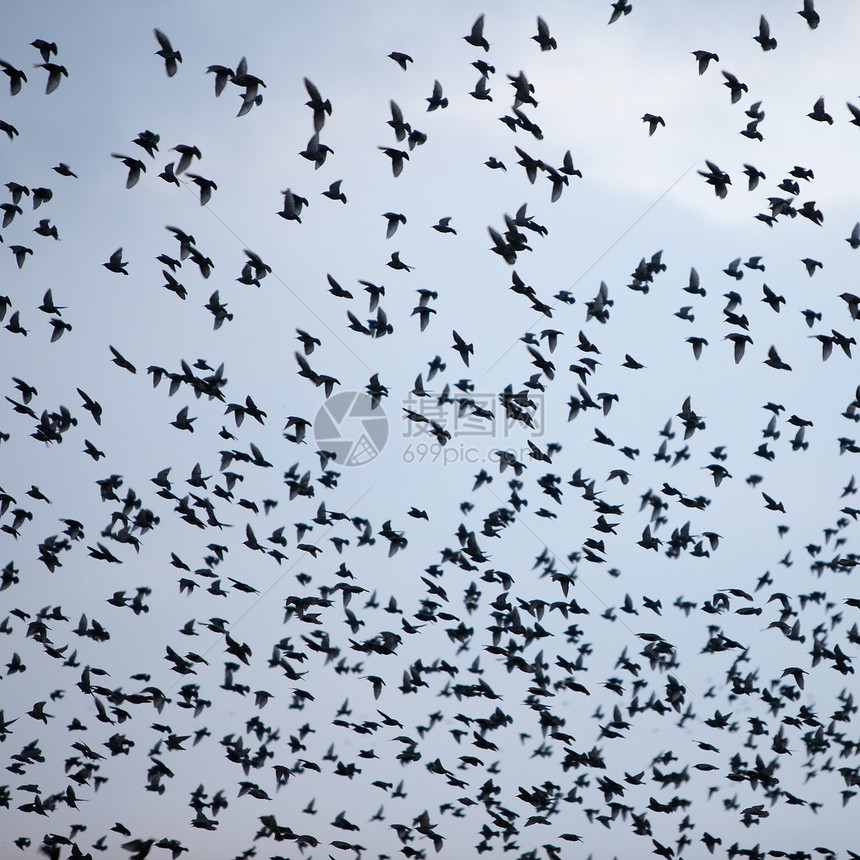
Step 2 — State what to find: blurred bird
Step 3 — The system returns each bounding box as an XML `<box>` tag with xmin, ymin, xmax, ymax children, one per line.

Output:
<box><xmin>464</xmin><ymin>14</ymin><xmax>490</xmax><ymax>51</ymax></box>
<box><xmin>154</xmin><ymin>29</ymin><xmax>182</xmax><ymax>76</ymax></box>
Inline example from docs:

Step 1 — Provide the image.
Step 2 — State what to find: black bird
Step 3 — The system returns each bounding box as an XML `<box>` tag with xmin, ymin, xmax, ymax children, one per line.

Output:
<box><xmin>722</xmin><ymin>71</ymin><xmax>748</xmax><ymax>104</ymax></box>
<box><xmin>31</xmin><ymin>39</ymin><xmax>57</xmax><ymax>62</ymax></box>
<box><xmin>153</xmin><ymin>28</ymin><xmax>182</xmax><ymax>76</ymax></box>
<box><xmin>388</xmin><ymin>51</ymin><xmax>413</xmax><ymax>70</ymax></box>
<box><xmin>532</xmin><ymin>17</ymin><xmax>557</xmax><ymax>51</ymax></box>
<box><xmin>699</xmin><ymin>160</ymin><xmax>731</xmax><ymax>198</ymax></box>
<box><xmin>36</xmin><ymin>62</ymin><xmax>67</xmax><ymax>94</ymax></box>
<box><xmin>692</xmin><ymin>50</ymin><xmax>719</xmax><ymax>74</ymax></box>
<box><xmin>464</xmin><ymin>15</ymin><xmax>489</xmax><ymax>51</ymax></box>
<box><xmin>426</xmin><ymin>79</ymin><xmax>447</xmax><ymax>111</ymax></box>
<box><xmin>609</xmin><ymin>1</ymin><xmax>632</xmax><ymax>24</ymax></box>
<box><xmin>808</xmin><ymin>96</ymin><xmax>833</xmax><ymax>124</ymax></box>
<box><xmin>0</xmin><ymin>59</ymin><xmax>27</xmax><ymax>95</ymax></box>
<box><xmin>452</xmin><ymin>330</ymin><xmax>474</xmax><ymax>366</ymax></box>
<box><xmin>304</xmin><ymin>78</ymin><xmax>332</xmax><ymax>132</ymax></box>
<box><xmin>206</xmin><ymin>64</ymin><xmax>234</xmax><ymax>96</ymax></box>
<box><xmin>103</xmin><ymin>248</ymin><xmax>129</xmax><ymax>274</ymax></box>
<box><xmin>798</xmin><ymin>0</ymin><xmax>820</xmax><ymax>29</ymax></box>
<box><xmin>379</xmin><ymin>147</ymin><xmax>409</xmax><ymax>177</ymax></box>
<box><xmin>111</xmin><ymin>154</ymin><xmax>146</xmax><ymax>188</ymax></box>
<box><xmin>322</xmin><ymin>179</ymin><xmax>347</xmax><ymax>203</ymax></box>
<box><xmin>754</xmin><ymin>15</ymin><xmax>777</xmax><ymax>51</ymax></box>
<box><xmin>641</xmin><ymin>113</ymin><xmax>664</xmax><ymax>135</ymax></box>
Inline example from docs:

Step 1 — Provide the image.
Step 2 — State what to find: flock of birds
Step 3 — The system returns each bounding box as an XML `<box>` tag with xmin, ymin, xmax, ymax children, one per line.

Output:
<box><xmin>3</xmin><ymin>3</ymin><xmax>860</xmax><ymax>859</ymax></box>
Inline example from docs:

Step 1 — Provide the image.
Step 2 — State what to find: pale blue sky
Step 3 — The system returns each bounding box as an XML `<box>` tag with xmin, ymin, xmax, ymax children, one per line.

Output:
<box><xmin>2</xmin><ymin>2</ymin><xmax>860</xmax><ymax>857</ymax></box>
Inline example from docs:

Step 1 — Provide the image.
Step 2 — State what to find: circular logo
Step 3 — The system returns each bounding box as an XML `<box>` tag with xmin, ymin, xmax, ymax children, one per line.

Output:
<box><xmin>313</xmin><ymin>391</ymin><xmax>389</xmax><ymax>467</ymax></box>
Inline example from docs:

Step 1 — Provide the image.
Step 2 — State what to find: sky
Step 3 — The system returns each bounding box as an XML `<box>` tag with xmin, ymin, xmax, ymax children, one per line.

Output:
<box><xmin>2</xmin><ymin>1</ymin><xmax>860</xmax><ymax>858</ymax></box>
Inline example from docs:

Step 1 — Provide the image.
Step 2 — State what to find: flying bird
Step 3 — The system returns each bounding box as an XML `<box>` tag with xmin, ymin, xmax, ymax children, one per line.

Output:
<box><xmin>153</xmin><ymin>28</ymin><xmax>182</xmax><ymax>76</ymax></box>
<box><xmin>464</xmin><ymin>15</ymin><xmax>489</xmax><ymax>51</ymax></box>
<box><xmin>532</xmin><ymin>17</ymin><xmax>557</xmax><ymax>51</ymax></box>
<box><xmin>754</xmin><ymin>15</ymin><xmax>777</xmax><ymax>51</ymax></box>
<box><xmin>608</xmin><ymin>1</ymin><xmax>632</xmax><ymax>24</ymax></box>
<box><xmin>798</xmin><ymin>0</ymin><xmax>820</xmax><ymax>29</ymax></box>
<box><xmin>103</xmin><ymin>248</ymin><xmax>129</xmax><ymax>274</ymax></box>
<box><xmin>388</xmin><ymin>51</ymin><xmax>413</xmax><ymax>70</ymax></box>
<box><xmin>808</xmin><ymin>96</ymin><xmax>833</xmax><ymax>124</ymax></box>
<box><xmin>641</xmin><ymin>113</ymin><xmax>665</xmax><ymax>135</ymax></box>
<box><xmin>692</xmin><ymin>50</ymin><xmax>718</xmax><ymax>74</ymax></box>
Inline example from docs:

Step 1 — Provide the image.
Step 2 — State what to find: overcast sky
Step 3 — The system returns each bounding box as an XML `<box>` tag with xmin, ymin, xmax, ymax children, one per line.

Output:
<box><xmin>2</xmin><ymin>2</ymin><xmax>860</xmax><ymax>858</ymax></box>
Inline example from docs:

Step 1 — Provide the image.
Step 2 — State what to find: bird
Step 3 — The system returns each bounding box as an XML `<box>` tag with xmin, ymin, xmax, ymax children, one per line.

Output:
<box><xmin>722</xmin><ymin>71</ymin><xmax>748</xmax><ymax>104</ymax></box>
<box><xmin>38</xmin><ymin>289</ymin><xmax>65</xmax><ymax>315</ymax></box>
<box><xmin>206</xmin><ymin>64</ymin><xmax>234</xmax><ymax>96</ymax></box>
<box><xmin>0</xmin><ymin>59</ymin><xmax>27</xmax><ymax>95</ymax></box>
<box><xmin>687</xmin><ymin>336</ymin><xmax>708</xmax><ymax>359</ymax></box>
<box><xmin>382</xmin><ymin>212</ymin><xmax>406</xmax><ymax>238</ymax></box>
<box><xmin>33</xmin><ymin>218</ymin><xmax>58</xmax><ymax>240</ymax></box>
<box><xmin>387</xmin><ymin>251</ymin><xmax>412</xmax><ymax>271</ymax></box>
<box><xmin>470</xmin><ymin>75</ymin><xmax>492</xmax><ymax>101</ymax></box>
<box><xmin>153</xmin><ymin>29</ymin><xmax>182</xmax><ymax>76</ymax></box>
<box><xmin>609</xmin><ymin>1</ymin><xmax>632</xmax><ymax>24</ymax></box>
<box><xmin>426</xmin><ymin>79</ymin><xmax>448</xmax><ymax>111</ymax></box>
<box><xmin>741</xmin><ymin>120</ymin><xmax>764</xmax><ymax>141</ymax></box>
<box><xmin>172</xmin><ymin>144</ymin><xmax>201</xmax><ymax>174</ymax></box>
<box><xmin>641</xmin><ymin>114</ymin><xmax>665</xmax><ymax>135</ymax></box>
<box><xmin>798</xmin><ymin>0</ymin><xmax>820</xmax><ymax>29</ymax></box>
<box><xmin>36</xmin><ymin>62</ymin><xmax>67</xmax><ymax>94</ymax></box>
<box><xmin>801</xmin><ymin>257</ymin><xmax>822</xmax><ymax>276</ymax></box>
<box><xmin>30</xmin><ymin>38</ymin><xmax>57</xmax><ymax>62</ymax></box>
<box><xmin>111</xmin><ymin>153</ymin><xmax>146</xmax><ymax>188</ymax></box>
<box><xmin>699</xmin><ymin>160</ymin><xmax>731</xmax><ymax>198</ymax></box>
<box><xmin>109</xmin><ymin>345</ymin><xmax>136</xmax><ymax>373</ymax></box>
<box><xmin>170</xmin><ymin>406</ymin><xmax>196</xmax><ymax>432</ymax></box>
<box><xmin>762</xmin><ymin>492</ymin><xmax>786</xmax><ymax>512</ymax></box>
<box><xmin>808</xmin><ymin>96</ymin><xmax>833</xmax><ymax>124</ymax></box>
<box><xmin>303</xmin><ymin>78</ymin><xmax>332</xmax><ymax>131</ymax></box>
<box><xmin>388</xmin><ymin>51</ymin><xmax>413</xmax><ymax>70</ymax></box>
<box><xmin>452</xmin><ymin>331</ymin><xmax>474</xmax><ymax>366</ymax></box>
<box><xmin>77</xmin><ymin>389</ymin><xmax>102</xmax><ymax>424</ymax></box>
<box><xmin>725</xmin><ymin>332</ymin><xmax>752</xmax><ymax>363</ymax></box>
<box><xmin>322</xmin><ymin>179</ymin><xmax>347</xmax><ymax>203</ymax></box>
<box><xmin>186</xmin><ymin>173</ymin><xmax>217</xmax><ymax>205</ymax></box>
<box><xmin>103</xmin><ymin>248</ymin><xmax>129</xmax><ymax>274</ymax></box>
<box><xmin>432</xmin><ymin>217</ymin><xmax>456</xmax><ymax>235</ymax></box>
<box><xmin>379</xmin><ymin>147</ymin><xmax>409</xmax><ymax>177</ymax></box>
<box><xmin>692</xmin><ymin>50</ymin><xmax>719</xmax><ymax>74</ymax></box>
<box><xmin>532</xmin><ymin>17</ymin><xmax>557</xmax><ymax>51</ymax></box>
<box><xmin>754</xmin><ymin>15</ymin><xmax>777</xmax><ymax>51</ymax></box>
<box><xmin>464</xmin><ymin>15</ymin><xmax>489</xmax><ymax>51</ymax></box>
<box><xmin>743</xmin><ymin>163</ymin><xmax>766</xmax><ymax>190</ymax></box>
<box><xmin>764</xmin><ymin>345</ymin><xmax>792</xmax><ymax>371</ymax></box>
<box><xmin>9</xmin><ymin>244</ymin><xmax>33</xmax><ymax>268</ymax></box>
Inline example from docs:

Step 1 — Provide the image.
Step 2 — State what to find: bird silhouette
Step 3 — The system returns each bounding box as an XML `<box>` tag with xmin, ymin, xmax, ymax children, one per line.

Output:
<box><xmin>464</xmin><ymin>15</ymin><xmax>489</xmax><ymax>51</ymax></box>
<box><xmin>154</xmin><ymin>29</ymin><xmax>182</xmax><ymax>76</ymax></box>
